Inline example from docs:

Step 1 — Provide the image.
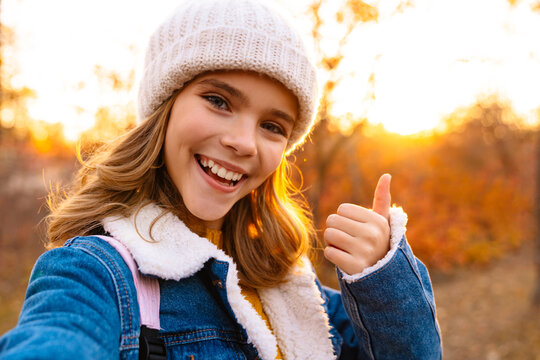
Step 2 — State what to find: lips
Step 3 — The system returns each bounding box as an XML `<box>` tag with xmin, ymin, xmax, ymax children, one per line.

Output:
<box><xmin>195</xmin><ymin>154</ymin><xmax>246</xmax><ymax>187</ymax></box>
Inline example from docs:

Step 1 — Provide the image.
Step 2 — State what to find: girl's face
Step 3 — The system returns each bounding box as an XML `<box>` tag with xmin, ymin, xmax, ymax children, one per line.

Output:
<box><xmin>164</xmin><ymin>71</ymin><xmax>298</xmax><ymax>229</ymax></box>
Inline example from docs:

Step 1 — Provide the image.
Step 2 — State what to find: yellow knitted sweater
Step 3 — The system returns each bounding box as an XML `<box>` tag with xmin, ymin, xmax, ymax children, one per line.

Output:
<box><xmin>205</xmin><ymin>229</ymin><xmax>283</xmax><ymax>360</ymax></box>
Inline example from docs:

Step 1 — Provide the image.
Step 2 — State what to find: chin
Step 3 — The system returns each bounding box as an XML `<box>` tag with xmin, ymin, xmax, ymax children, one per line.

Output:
<box><xmin>185</xmin><ymin>203</ymin><xmax>230</xmax><ymax>229</ymax></box>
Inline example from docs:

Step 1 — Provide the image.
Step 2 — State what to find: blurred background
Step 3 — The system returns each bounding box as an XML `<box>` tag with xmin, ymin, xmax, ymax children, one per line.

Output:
<box><xmin>1</xmin><ymin>0</ymin><xmax>539</xmax><ymax>358</ymax></box>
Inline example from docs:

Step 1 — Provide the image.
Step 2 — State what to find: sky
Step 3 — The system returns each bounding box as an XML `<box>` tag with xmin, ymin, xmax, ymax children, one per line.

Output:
<box><xmin>2</xmin><ymin>0</ymin><xmax>540</xmax><ymax>139</ymax></box>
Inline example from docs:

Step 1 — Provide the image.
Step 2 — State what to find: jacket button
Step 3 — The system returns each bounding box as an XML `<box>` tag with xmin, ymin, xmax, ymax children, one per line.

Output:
<box><xmin>212</xmin><ymin>279</ymin><xmax>223</xmax><ymax>288</ymax></box>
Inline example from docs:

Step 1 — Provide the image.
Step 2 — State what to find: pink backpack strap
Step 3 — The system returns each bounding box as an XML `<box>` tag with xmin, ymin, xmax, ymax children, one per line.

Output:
<box><xmin>96</xmin><ymin>235</ymin><xmax>161</xmax><ymax>330</ymax></box>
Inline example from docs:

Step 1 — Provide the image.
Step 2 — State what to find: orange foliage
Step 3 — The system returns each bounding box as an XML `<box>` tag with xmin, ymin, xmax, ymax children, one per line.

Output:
<box><xmin>343</xmin><ymin>0</ymin><xmax>379</xmax><ymax>23</ymax></box>
<box><xmin>294</xmin><ymin>99</ymin><xmax>535</xmax><ymax>271</ymax></box>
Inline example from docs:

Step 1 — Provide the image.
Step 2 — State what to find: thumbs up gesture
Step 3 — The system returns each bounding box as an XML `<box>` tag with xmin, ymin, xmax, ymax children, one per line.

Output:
<box><xmin>324</xmin><ymin>174</ymin><xmax>392</xmax><ymax>275</ymax></box>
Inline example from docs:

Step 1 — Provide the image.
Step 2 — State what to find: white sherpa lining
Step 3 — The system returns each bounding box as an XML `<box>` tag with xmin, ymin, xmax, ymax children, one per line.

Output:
<box><xmin>260</xmin><ymin>260</ymin><xmax>336</xmax><ymax>360</ymax></box>
<box><xmin>102</xmin><ymin>203</ymin><xmax>334</xmax><ymax>360</ymax></box>
<box><xmin>340</xmin><ymin>206</ymin><xmax>408</xmax><ymax>283</ymax></box>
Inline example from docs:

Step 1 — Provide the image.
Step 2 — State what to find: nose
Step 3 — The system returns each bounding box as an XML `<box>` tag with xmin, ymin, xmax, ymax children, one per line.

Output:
<box><xmin>220</xmin><ymin>118</ymin><xmax>258</xmax><ymax>156</ymax></box>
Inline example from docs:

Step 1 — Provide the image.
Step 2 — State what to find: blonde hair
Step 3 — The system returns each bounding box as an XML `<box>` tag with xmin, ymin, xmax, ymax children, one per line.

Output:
<box><xmin>47</xmin><ymin>91</ymin><xmax>316</xmax><ymax>289</ymax></box>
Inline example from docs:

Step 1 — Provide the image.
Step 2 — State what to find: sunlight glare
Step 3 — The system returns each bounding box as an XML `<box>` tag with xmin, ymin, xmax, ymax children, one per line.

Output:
<box><xmin>3</xmin><ymin>0</ymin><xmax>540</xmax><ymax>138</ymax></box>
<box><xmin>329</xmin><ymin>0</ymin><xmax>540</xmax><ymax>135</ymax></box>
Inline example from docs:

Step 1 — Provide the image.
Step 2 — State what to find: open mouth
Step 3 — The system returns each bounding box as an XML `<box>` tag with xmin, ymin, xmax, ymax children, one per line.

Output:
<box><xmin>195</xmin><ymin>154</ymin><xmax>245</xmax><ymax>187</ymax></box>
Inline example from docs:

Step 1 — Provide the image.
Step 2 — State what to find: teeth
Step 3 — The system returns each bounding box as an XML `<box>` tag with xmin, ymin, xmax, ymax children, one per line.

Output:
<box><xmin>199</xmin><ymin>157</ymin><xmax>243</xmax><ymax>182</ymax></box>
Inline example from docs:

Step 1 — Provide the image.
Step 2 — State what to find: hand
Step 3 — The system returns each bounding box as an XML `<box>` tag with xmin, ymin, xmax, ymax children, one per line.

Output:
<box><xmin>323</xmin><ymin>174</ymin><xmax>392</xmax><ymax>275</ymax></box>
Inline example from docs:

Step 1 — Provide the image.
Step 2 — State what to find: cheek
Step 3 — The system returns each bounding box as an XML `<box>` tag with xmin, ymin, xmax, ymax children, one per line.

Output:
<box><xmin>260</xmin><ymin>144</ymin><xmax>286</xmax><ymax>177</ymax></box>
<box><xmin>165</xmin><ymin>109</ymin><xmax>211</xmax><ymax>153</ymax></box>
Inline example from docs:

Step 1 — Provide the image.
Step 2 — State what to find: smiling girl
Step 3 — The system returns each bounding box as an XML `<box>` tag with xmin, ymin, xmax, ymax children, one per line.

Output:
<box><xmin>0</xmin><ymin>0</ymin><xmax>441</xmax><ymax>359</ymax></box>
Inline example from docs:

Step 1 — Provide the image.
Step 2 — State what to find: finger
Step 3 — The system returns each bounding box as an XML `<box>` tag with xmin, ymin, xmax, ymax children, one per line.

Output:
<box><xmin>336</xmin><ymin>203</ymin><xmax>372</xmax><ymax>223</ymax></box>
<box><xmin>323</xmin><ymin>227</ymin><xmax>354</xmax><ymax>254</ymax></box>
<box><xmin>327</xmin><ymin>213</ymin><xmax>376</xmax><ymax>238</ymax></box>
<box><xmin>372</xmin><ymin>173</ymin><xmax>391</xmax><ymax>219</ymax></box>
<box><xmin>324</xmin><ymin>246</ymin><xmax>370</xmax><ymax>274</ymax></box>
<box><xmin>323</xmin><ymin>246</ymin><xmax>358</xmax><ymax>270</ymax></box>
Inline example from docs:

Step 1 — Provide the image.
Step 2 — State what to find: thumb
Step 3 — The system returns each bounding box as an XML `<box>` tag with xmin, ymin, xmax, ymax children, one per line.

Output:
<box><xmin>372</xmin><ymin>173</ymin><xmax>391</xmax><ymax>219</ymax></box>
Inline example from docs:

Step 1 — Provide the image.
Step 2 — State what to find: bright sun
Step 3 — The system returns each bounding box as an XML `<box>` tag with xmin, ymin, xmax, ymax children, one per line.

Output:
<box><xmin>3</xmin><ymin>0</ymin><xmax>540</xmax><ymax>138</ymax></box>
<box><xmin>321</xmin><ymin>0</ymin><xmax>540</xmax><ymax>135</ymax></box>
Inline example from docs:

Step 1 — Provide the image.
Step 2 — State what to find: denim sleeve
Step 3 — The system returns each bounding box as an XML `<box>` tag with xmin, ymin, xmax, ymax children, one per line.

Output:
<box><xmin>0</xmin><ymin>245</ymin><xmax>122</xmax><ymax>359</ymax></box>
<box><xmin>325</xmin><ymin>236</ymin><xmax>442</xmax><ymax>360</ymax></box>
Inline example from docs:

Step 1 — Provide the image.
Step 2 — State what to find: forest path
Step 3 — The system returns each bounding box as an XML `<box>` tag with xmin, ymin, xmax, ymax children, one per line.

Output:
<box><xmin>433</xmin><ymin>242</ymin><xmax>539</xmax><ymax>360</ymax></box>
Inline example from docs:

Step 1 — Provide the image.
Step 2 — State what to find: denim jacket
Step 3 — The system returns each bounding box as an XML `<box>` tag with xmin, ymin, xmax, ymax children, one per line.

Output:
<box><xmin>0</xmin><ymin>204</ymin><xmax>441</xmax><ymax>359</ymax></box>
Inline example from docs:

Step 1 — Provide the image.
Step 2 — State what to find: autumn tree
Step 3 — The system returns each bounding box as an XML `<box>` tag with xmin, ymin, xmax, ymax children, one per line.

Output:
<box><xmin>0</xmin><ymin>23</ymin><xmax>35</xmax><ymax>143</ymax></box>
<box><xmin>294</xmin><ymin>0</ymin><xmax>380</xmax><ymax>227</ymax></box>
<box><xmin>76</xmin><ymin>64</ymin><xmax>136</xmax><ymax>160</ymax></box>
<box><xmin>0</xmin><ymin>21</ymin><xmax>72</xmax><ymax>156</ymax></box>
<box><xmin>530</xmin><ymin>0</ymin><xmax>540</xmax><ymax>310</ymax></box>
<box><xmin>407</xmin><ymin>99</ymin><xmax>533</xmax><ymax>269</ymax></box>
<box><xmin>534</xmin><ymin>113</ymin><xmax>540</xmax><ymax>308</ymax></box>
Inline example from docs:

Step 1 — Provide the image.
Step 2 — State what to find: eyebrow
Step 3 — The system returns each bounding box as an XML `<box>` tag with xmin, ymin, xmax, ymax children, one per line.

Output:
<box><xmin>197</xmin><ymin>78</ymin><xmax>295</xmax><ymax>125</ymax></box>
<box><xmin>269</xmin><ymin>109</ymin><xmax>294</xmax><ymax>125</ymax></box>
<box><xmin>198</xmin><ymin>79</ymin><xmax>249</xmax><ymax>104</ymax></box>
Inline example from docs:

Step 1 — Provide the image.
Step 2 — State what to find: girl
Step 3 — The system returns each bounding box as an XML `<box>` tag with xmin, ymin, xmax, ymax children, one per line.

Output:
<box><xmin>0</xmin><ymin>0</ymin><xmax>442</xmax><ymax>359</ymax></box>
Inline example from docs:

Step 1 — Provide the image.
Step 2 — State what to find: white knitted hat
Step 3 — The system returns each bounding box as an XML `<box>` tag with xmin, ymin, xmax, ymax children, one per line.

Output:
<box><xmin>138</xmin><ymin>0</ymin><xmax>318</xmax><ymax>152</ymax></box>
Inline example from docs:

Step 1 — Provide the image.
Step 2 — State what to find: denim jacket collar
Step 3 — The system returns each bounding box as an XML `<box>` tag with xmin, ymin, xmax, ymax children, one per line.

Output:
<box><xmin>102</xmin><ymin>203</ymin><xmax>336</xmax><ymax>360</ymax></box>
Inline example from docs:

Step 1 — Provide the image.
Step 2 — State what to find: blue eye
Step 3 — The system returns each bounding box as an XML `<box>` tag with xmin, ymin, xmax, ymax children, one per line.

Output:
<box><xmin>261</xmin><ymin>122</ymin><xmax>286</xmax><ymax>137</ymax></box>
<box><xmin>203</xmin><ymin>95</ymin><xmax>229</xmax><ymax>111</ymax></box>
